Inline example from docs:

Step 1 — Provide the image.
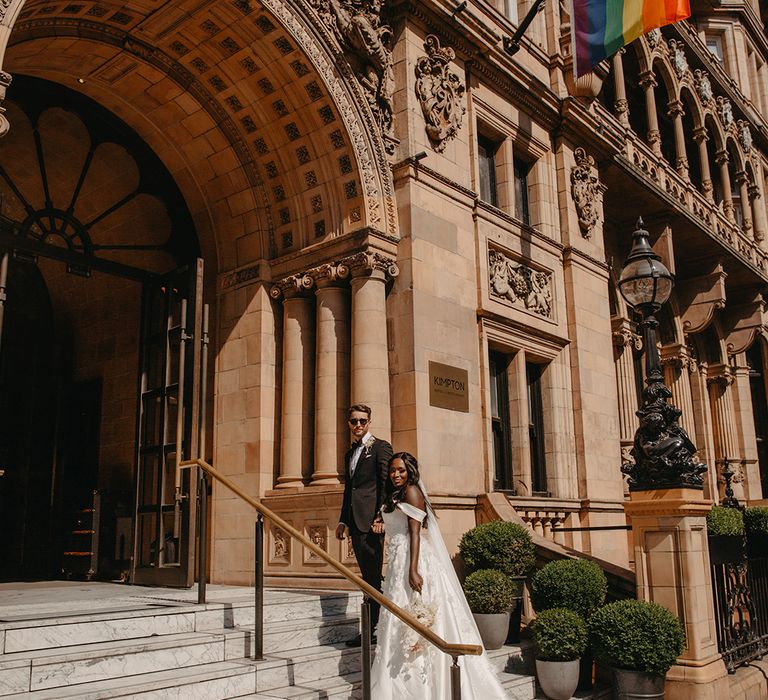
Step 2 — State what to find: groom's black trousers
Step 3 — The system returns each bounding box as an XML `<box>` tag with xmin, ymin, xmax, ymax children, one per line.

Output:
<box><xmin>349</xmin><ymin>524</ymin><xmax>384</xmax><ymax>634</ymax></box>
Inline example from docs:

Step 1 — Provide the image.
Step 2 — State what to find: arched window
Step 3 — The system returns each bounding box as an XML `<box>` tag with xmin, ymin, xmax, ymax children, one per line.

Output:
<box><xmin>705</xmin><ymin>116</ymin><xmax>724</xmax><ymax>206</ymax></box>
<box><xmin>624</xmin><ymin>47</ymin><xmax>648</xmax><ymax>140</ymax></box>
<box><xmin>727</xmin><ymin>141</ymin><xmax>743</xmax><ymax>227</ymax></box>
<box><xmin>680</xmin><ymin>91</ymin><xmax>702</xmax><ymax>190</ymax></box>
<box><xmin>653</xmin><ymin>68</ymin><xmax>676</xmax><ymax>165</ymax></box>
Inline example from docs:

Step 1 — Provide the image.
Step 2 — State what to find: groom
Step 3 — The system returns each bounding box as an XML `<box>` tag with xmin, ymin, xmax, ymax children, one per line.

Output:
<box><xmin>335</xmin><ymin>403</ymin><xmax>392</xmax><ymax>646</ymax></box>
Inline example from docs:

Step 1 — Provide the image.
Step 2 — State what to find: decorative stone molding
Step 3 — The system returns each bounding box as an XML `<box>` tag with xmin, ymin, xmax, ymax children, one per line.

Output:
<box><xmin>570</xmin><ymin>147</ymin><xmax>602</xmax><ymax>238</ymax></box>
<box><xmin>638</xmin><ymin>71</ymin><xmax>657</xmax><ymax>90</ymax></box>
<box><xmin>0</xmin><ymin>71</ymin><xmax>11</xmax><ymax>139</ymax></box>
<box><xmin>660</xmin><ymin>345</ymin><xmax>696</xmax><ymax>374</ymax></box>
<box><xmin>612</xmin><ymin>326</ymin><xmax>642</xmax><ymax>350</ymax></box>
<box><xmin>694</xmin><ymin>69</ymin><xmax>713</xmax><ymax>105</ymax></box>
<box><xmin>706</xmin><ymin>367</ymin><xmax>735</xmax><ymax>388</ymax></box>
<box><xmin>646</xmin><ymin>28</ymin><xmax>662</xmax><ymax>49</ymax></box>
<box><xmin>270</xmin><ymin>273</ymin><xmax>315</xmax><ymax>299</ymax></box>
<box><xmin>270</xmin><ymin>526</ymin><xmax>291</xmax><ymax>563</ymax></box>
<box><xmin>308</xmin><ymin>0</ymin><xmax>395</xmax><ymax>152</ymax></box>
<box><xmin>414</xmin><ymin>35</ymin><xmax>465</xmax><ymax>153</ymax></box>
<box><xmin>305</xmin><ymin>525</ymin><xmax>327</xmax><ymax>562</ymax></box>
<box><xmin>737</xmin><ymin>120</ymin><xmax>752</xmax><ymax>152</ymax></box>
<box><xmin>345</xmin><ymin>250</ymin><xmax>399</xmax><ymax>278</ymax></box>
<box><xmin>667</xmin><ymin>39</ymin><xmax>689</xmax><ymax>79</ymax></box>
<box><xmin>488</xmin><ymin>249</ymin><xmax>553</xmax><ymax>318</ymax></box>
<box><xmin>716</xmin><ymin>96</ymin><xmax>734</xmax><ymax>127</ymax></box>
<box><xmin>677</xmin><ymin>264</ymin><xmax>727</xmax><ymax>334</ymax></box>
<box><xmin>720</xmin><ymin>294</ymin><xmax>767</xmax><ymax>356</ymax></box>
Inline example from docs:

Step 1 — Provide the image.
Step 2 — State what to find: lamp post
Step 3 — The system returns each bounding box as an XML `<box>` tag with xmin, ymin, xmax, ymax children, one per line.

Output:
<box><xmin>617</xmin><ymin>218</ymin><xmax>707</xmax><ymax>491</ymax></box>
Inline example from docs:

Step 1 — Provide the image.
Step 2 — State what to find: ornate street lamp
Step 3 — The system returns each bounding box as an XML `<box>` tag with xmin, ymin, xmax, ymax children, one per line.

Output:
<box><xmin>618</xmin><ymin>219</ymin><xmax>707</xmax><ymax>491</ymax></box>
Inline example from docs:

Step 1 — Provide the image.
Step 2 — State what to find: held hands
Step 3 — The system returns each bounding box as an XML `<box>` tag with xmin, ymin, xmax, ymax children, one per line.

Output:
<box><xmin>409</xmin><ymin>568</ymin><xmax>423</xmax><ymax>593</ymax></box>
<box><xmin>372</xmin><ymin>518</ymin><xmax>385</xmax><ymax>535</ymax></box>
<box><xmin>335</xmin><ymin>523</ymin><xmax>347</xmax><ymax>540</ymax></box>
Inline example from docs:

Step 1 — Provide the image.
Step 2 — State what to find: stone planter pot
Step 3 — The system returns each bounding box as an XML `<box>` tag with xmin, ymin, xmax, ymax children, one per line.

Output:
<box><xmin>708</xmin><ymin>535</ymin><xmax>745</xmax><ymax>565</ymax></box>
<box><xmin>535</xmin><ymin>658</ymin><xmax>580</xmax><ymax>700</ymax></box>
<box><xmin>472</xmin><ymin>611</ymin><xmax>509</xmax><ymax>650</ymax></box>
<box><xmin>612</xmin><ymin>668</ymin><xmax>665</xmax><ymax>699</ymax></box>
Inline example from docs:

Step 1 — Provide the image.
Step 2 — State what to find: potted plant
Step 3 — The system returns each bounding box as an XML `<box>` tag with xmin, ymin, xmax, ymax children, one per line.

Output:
<box><xmin>706</xmin><ymin>505</ymin><xmax>745</xmax><ymax>565</ymax></box>
<box><xmin>530</xmin><ymin>558</ymin><xmax>607</xmax><ymax>689</ymax></box>
<box><xmin>744</xmin><ymin>506</ymin><xmax>768</xmax><ymax>559</ymax></box>
<box><xmin>463</xmin><ymin>568</ymin><xmax>518</xmax><ymax>650</ymax></box>
<box><xmin>459</xmin><ymin>520</ymin><xmax>534</xmax><ymax>642</ymax></box>
<box><xmin>589</xmin><ymin>599</ymin><xmax>685</xmax><ymax>699</ymax></box>
<box><xmin>531</xmin><ymin>608</ymin><xmax>587</xmax><ymax>700</ymax></box>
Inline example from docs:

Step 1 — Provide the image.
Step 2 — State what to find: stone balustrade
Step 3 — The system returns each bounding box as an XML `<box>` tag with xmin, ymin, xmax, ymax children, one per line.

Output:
<box><xmin>507</xmin><ymin>496</ymin><xmax>582</xmax><ymax>547</ymax></box>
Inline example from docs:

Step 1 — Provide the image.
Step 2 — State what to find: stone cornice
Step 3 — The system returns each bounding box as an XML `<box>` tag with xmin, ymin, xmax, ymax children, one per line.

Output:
<box><xmin>562</xmin><ymin>245</ymin><xmax>610</xmax><ymax>276</ymax></box>
<box><xmin>475</xmin><ymin>201</ymin><xmax>565</xmax><ymax>254</ymax></box>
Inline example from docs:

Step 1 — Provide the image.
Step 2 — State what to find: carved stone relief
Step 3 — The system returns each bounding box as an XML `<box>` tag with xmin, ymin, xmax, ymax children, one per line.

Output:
<box><xmin>646</xmin><ymin>28</ymin><xmax>662</xmax><ymax>49</ymax></box>
<box><xmin>488</xmin><ymin>249</ymin><xmax>553</xmax><ymax>319</ymax></box>
<box><xmin>271</xmin><ymin>526</ymin><xmax>291</xmax><ymax>563</ymax></box>
<box><xmin>667</xmin><ymin>39</ymin><xmax>688</xmax><ymax>79</ymax></box>
<box><xmin>737</xmin><ymin>120</ymin><xmax>752</xmax><ymax>152</ymax></box>
<box><xmin>306</xmin><ymin>525</ymin><xmax>328</xmax><ymax>561</ymax></box>
<box><xmin>414</xmin><ymin>35</ymin><xmax>465</xmax><ymax>153</ymax></box>
<box><xmin>570</xmin><ymin>147</ymin><xmax>602</xmax><ymax>238</ymax></box>
<box><xmin>716</xmin><ymin>96</ymin><xmax>734</xmax><ymax>127</ymax></box>
<box><xmin>694</xmin><ymin>69</ymin><xmax>713</xmax><ymax>104</ymax></box>
<box><xmin>0</xmin><ymin>72</ymin><xmax>10</xmax><ymax>139</ymax></box>
<box><xmin>308</xmin><ymin>0</ymin><xmax>395</xmax><ymax>151</ymax></box>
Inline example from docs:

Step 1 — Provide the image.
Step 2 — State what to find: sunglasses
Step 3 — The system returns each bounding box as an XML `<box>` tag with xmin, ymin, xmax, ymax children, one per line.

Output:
<box><xmin>348</xmin><ymin>418</ymin><xmax>369</xmax><ymax>426</ymax></box>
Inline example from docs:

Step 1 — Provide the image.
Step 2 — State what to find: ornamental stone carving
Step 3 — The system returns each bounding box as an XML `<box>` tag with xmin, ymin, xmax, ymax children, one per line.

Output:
<box><xmin>488</xmin><ymin>249</ymin><xmax>553</xmax><ymax>318</ymax></box>
<box><xmin>737</xmin><ymin>120</ymin><xmax>752</xmax><ymax>152</ymax></box>
<box><xmin>414</xmin><ymin>35</ymin><xmax>465</xmax><ymax>153</ymax></box>
<box><xmin>646</xmin><ymin>28</ymin><xmax>662</xmax><ymax>49</ymax></box>
<box><xmin>570</xmin><ymin>147</ymin><xmax>602</xmax><ymax>238</ymax></box>
<box><xmin>0</xmin><ymin>72</ymin><xmax>11</xmax><ymax>139</ymax></box>
<box><xmin>306</xmin><ymin>525</ymin><xmax>327</xmax><ymax>560</ymax></box>
<box><xmin>716</xmin><ymin>96</ymin><xmax>734</xmax><ymax>127</ymax></box>
<box><xmin>272</xmin><ymin>527</ymin><xmax>290</xmax><ymax>562</ymax></box>
<box><xmin>668</xmin><ymin>39</ymin><xmax>688</xmax><ymax>79</ymax></box>
<box><xmin>310</xmin><ymin>0</ymin><xmax>395</xmax><ymax>151</ymax></box>
<box><xmin>694</xmin><ymin>69</ymin><xmax>713</xmax><ymax>104</ymax></box>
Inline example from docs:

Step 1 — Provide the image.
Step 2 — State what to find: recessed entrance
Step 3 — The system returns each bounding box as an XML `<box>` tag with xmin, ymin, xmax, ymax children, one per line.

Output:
<box><xmin>0</xmin><ymin>75</ymin><xmax>206</xmax><ymax>586</ymax></box>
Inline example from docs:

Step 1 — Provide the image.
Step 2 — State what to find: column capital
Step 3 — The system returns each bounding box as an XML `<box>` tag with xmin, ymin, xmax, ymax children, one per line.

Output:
<box><xmin>714</xmin><ymin>149</ymin><xmax>729</xmax><ymax>167</ymax></box>
<box><xmin>310</xmin><ymin>261</ymin><xmax>351</xmax><ymax>288</ymax></box>
<box><xmin>611</xmin><ymin>317</ymin><xmax>641</xmax><ymax>350</ymax></box>
<box><xmin>345</xmin><ymin>251</ymin><xmax>399</xmax><ymax>280</ymax></box>
<box><xmin>270</xmin><ymin>273</ymin><xmax>315</xmax><ymax>300</ymax></box>
<box><xmin>638</xmin><ymin>71</ymin><xmax>657</xmax><ymax>89</ymax></box>
<box><xmin>660</xmin><ymin>344</ymin><xmax>696</xmax><ymax>373</ymax></box>
<box><xmin>667</xmin><ymin>99</ymin><xmax>684</xmax><ymax>119</ymax></box>
<box><xmin>706</xmin><ymin>364</ymin><xmax>734</xmax><ymax>387</ymax></box>
<box><xmin>692</xmin><ymin>126</ymin><xmax>708</xmax><ymax>143</ymax></box>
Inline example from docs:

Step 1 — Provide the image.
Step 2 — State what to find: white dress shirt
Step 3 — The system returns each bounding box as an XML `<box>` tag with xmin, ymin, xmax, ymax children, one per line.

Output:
<box><xmin>349</xmin><ymin>431</ymin><xmax>372</xmax><ymax>478</ymax></box>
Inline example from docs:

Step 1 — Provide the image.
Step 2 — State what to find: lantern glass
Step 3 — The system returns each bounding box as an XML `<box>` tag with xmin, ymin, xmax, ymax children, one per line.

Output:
<box><xmin>618</xmin><ymin>256</ymin><xmax>673</xmax><ymax>309</ymax></box>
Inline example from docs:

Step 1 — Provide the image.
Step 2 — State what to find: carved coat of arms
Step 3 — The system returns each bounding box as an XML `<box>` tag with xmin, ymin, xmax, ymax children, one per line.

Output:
<box><xmin>414</xmin><ymin>35</ymin><xmax>466</xmax><ymax>152</ymax></box>
<box><xmin>570</xmin><ymin>147</ymin><xmax>602</xmax><ymax>237</ymax></box>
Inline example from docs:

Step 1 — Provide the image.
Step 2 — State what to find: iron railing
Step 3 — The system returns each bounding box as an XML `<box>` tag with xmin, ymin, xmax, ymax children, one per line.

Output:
<box><xmin>710</xmin><ymin>540</ymin><xmax>768</xmax><ymax>672</ymax></box>
<box><xmin>180</xmin><ymin>457</ymin><xmax>482</xmax><ymax>700</ymax></box>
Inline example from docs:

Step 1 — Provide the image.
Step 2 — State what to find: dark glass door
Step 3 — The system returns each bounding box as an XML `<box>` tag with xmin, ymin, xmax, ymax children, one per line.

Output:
<box><xmin>132</xmin><ymin>259</ymin><xmax>204</xmax><ymax>587</ymax></box>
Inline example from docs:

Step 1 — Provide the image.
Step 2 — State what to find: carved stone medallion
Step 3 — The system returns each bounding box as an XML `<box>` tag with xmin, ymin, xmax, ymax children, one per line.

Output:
<box><xmin>414</xmin><ymin>35</ymin><xmax>466</xmax><ymax>153</ymax></box>
<box><xmin>668</xmin><ymin>39</ymin><xmax>688</xmax><ymax>79</ymax></box>
<box><xmin>570</xmin><ymin>147</ymin><xmax>601</xmax><ymax>238</ymax></box>
<box><xmin>694</xmin><ymin>69</ymin><xmax>712</xmax><ymax>104</ymax></box>
<box><xmin>488</xmin><ymin>249</ymin><xmax>553</xmax><ymax>318</ymax></box>
<box><xmin>716</xmin><ymin>96</ymin><xmax>734</xmax><ymax>127</ymax></box>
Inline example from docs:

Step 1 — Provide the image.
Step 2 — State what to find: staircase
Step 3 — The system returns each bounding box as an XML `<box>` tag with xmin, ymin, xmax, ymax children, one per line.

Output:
<box><xmin>0</xmin><ymin>584</ymin><xmax>604</xmax><ymax>698</ymax></box>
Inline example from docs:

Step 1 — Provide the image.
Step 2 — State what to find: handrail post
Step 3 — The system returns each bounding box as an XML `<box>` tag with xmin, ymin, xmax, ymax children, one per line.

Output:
<box><xmin>254</xmin><ymin>514</ymin><xmax>264</xmax><ymax>660</ymax></box>
<box><xmin>450</xmin><ymin>655</ymin><xmax>462</xmax><ymax>700</ymax></box>
<box><xmin>361</xmin><ymin>598</ymin><xmax>372</xmax><ymax>700</ymax></box>
<box><xmin>197</xmin><ymin>469</ymin><xmax>208</xmax><ymax>605</ymax></box>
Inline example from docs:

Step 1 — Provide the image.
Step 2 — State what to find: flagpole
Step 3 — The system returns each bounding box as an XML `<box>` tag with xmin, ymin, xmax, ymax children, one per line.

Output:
<box><xmin>502</xmin><ymin>0</ymin><xmax>547</xmax><ymax>56</ymax></box>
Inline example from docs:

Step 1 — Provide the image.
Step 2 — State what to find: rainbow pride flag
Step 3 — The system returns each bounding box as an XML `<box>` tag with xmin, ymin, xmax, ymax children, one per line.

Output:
<box><xmin>570</xmin><ymin>0</ymin><xmax>691</xmax><ymax>77</ymax></box>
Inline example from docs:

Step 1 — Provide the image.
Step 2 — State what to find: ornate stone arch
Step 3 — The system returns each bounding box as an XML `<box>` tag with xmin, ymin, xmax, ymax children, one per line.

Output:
<box><xmin>0</xmin><ymin>0</ymin><xmax>399</xmax><ymax>262</ymax></box>
<box><xmin>679</xmin><ymin>85</ymin><xmax>704</xmax><ymax>131</ymax></box>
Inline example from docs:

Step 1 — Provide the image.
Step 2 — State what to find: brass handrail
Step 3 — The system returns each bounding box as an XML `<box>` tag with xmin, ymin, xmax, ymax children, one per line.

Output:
<box><xmin>181</xmin><ymin>457</ymin><xmax>483</xmax><ymax>658</ymax></box>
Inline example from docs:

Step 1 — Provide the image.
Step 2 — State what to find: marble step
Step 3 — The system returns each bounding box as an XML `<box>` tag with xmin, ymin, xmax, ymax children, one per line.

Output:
<box><xmin>1</xmin><ymin>644</ymin><xmax>364</xmax><ymax>699</ymax></box>
<box><xmin>0</xmin><ymin>591</ymin><xmax>363</xmax><ymax>655</ymax></box>
<box><xmin>0</xmin><ymin>631</ymin><xmax>229</xmax><ymax>694</ymax></box>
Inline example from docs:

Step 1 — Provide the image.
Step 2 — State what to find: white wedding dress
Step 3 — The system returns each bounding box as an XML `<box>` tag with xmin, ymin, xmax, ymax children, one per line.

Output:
<box><xmin>370</xmin><ymin>501</ymin><xmax>509</xmax><ymax>699</ymax></box>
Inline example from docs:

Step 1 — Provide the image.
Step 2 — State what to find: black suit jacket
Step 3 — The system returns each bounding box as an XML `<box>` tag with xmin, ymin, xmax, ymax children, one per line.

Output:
<box><xmin>339</xmin><ymin>437</ymin><xmax>393</xmax><ymax>533</ymax></box>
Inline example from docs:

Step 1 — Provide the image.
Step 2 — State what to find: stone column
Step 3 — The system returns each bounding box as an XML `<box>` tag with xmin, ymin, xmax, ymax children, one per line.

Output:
<box><xmin>748</xmin><ymin>181</ymin><xmax>768</xmax><ymax>248</ymax></box>
<box><xmin>668</xmin><ymin>100</ymin><xmax>689</xmax><ymax>178</ymax></box>
<box><xmin>274</xmin><ymin>278</ymin><xmax>315</xmax><ymax>488</ymax></box>
<box><xmin>0</xmin><ymin>72</ymin><xmax>11</xmax><ymax>139</ymax></box>
<box><xmin>707</xmin><ymin>365</ymin><xmax>743</xmax><ymax>501</ymax></box>
<box><xmin>693</xmin><ymin>127</ymin><xmax>713</xmax><ymax>201</ymax></box>
<box><xmin>639</xmin><ymin>72</ymin><xmax>661</xmax><ymax>155</ymax></box>
<box><xmin>690</xmin><ymin>362</ymin><xmax>719</xmax><ymax>501</ymax></box>
<box><xmin>625</xmin><ymin>489</ymin><xmax>728</xmax><ymax>700</ymax></box>
<box><xmin>349</xmin><ymin>254</ymin><xmax>398</xmax><ymax>443</ymax></box>
<box><xmin>612</xmin><ymin>51</ymin><xmax>630</xmax><ymax>127</ymax></box>
<box><xmin>312</xmin><ymin>267</ymin><xmax>351</xmax><ymax>485</ymax></box>
<box><xmin>612</xmin><ymin>319</ymin><xmax>640</xmax><ymax>472</ymax></box>
<box><xmin>660</xmin><ymin>345</ymin><xmax>697</xmax><ymax>440</ymax></box>
<box><xmin>736</xmin><ymin>170</ymin><xmax>753</xmax><ymax>237</ymax></box>
<box><xmin>715</xmin><ymin>150</ymin><xmax>735</xmax><ymax>221</ymax></box>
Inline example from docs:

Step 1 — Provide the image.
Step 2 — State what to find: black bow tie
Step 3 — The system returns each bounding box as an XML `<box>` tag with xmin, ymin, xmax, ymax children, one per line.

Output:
<box><xmin>352</xmin><ymin>440</ymin><xmax>362</xmax><ymax>449</ymax></box>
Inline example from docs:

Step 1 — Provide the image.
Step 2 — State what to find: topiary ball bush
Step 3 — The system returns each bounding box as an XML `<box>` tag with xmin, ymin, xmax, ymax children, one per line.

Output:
<box><xmin>706</xmin><ymin>505</ymin><xmax>744</xmax><ymax>536</ymax></box>
<box><xmin>744</xmin><ymin>507</ymin><xmax>768</xmax><ymax>536</ymax></box>
<box><xmin>463</xmin><ymin>569</ymin><xmax>517</xmax><ymax>614</ymax></box>
<box><xmin>589</xmin><ymin>600</ymin><xmax>685</xmax><ymax>677</ymax></box>
<box><xmin>459</xmin><ymin>520</ymin><xmax>535</xmax><ymax>578</ymax></box>
<box><xmin>530</xmin><ymin>559</ymin><xmax>607</xmax><ymax>618</ymax></box>
<box><xmin>531</xmin><ymin>608</ymin><xmax>588</xmax><ymax>662</ymax></box>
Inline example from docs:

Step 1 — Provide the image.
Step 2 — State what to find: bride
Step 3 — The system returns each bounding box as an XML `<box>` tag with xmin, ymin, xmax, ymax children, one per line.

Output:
<box><xmin>370</xmin><ymin>452</ymin><xmax>508</xmax><ymax>699</ymax></box>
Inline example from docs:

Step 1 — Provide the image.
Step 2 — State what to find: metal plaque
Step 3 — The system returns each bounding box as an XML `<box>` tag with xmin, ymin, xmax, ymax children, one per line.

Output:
<box><xmin>429</xmin><ymin>361</ymin><xmax>469</xmax><ymax>412</ymax></box>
